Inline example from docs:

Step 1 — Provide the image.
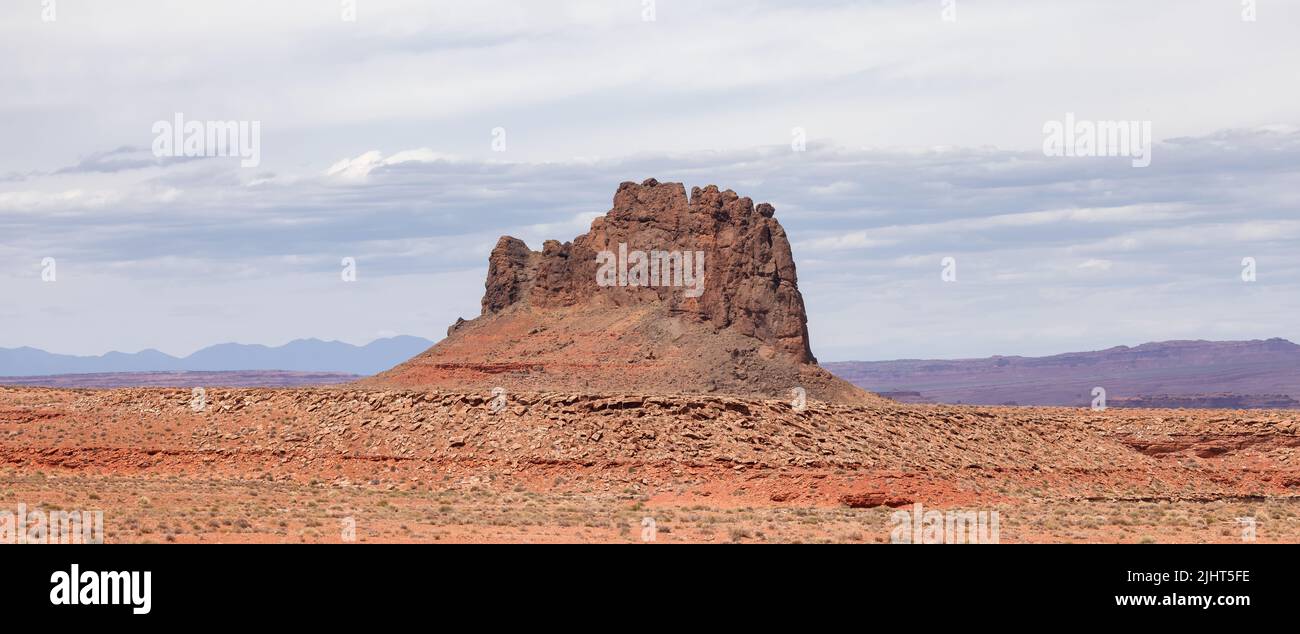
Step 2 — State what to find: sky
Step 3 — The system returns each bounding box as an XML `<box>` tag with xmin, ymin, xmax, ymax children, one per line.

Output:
<box><xmin>2</xmin><ymin>0</ymin><xmax>1298</xmax><ymax>362</ymax></box>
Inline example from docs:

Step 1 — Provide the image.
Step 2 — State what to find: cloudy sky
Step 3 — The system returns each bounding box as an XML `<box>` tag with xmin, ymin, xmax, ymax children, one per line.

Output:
<box><xmin>2</xmin><ymin>0</ymin><xmax>1298</xmax><ymax>362</ymax></box>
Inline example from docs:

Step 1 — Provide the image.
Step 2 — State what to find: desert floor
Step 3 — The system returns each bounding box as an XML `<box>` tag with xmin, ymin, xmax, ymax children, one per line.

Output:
<box><xmin>2</xmin><ymin>386</ymin><xmax>1298</xmax><ymax>543</ymax></box>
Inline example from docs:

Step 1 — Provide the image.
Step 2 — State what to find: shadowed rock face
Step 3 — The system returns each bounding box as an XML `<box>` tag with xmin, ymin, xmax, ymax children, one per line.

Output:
<box><xmin>480</xmin><ymin>179</ymin><xmax>816</xmax><ymax>363</ymax></box>
<box><xmin>482</xmin><ymin>236</ymin><xmax>534</xmax><ymax>316</ymax></box>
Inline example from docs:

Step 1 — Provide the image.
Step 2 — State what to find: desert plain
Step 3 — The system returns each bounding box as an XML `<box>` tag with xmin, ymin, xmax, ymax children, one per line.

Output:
<box><xmin>2</xmin><ymin>385</ymin><xmax>1297</xmax><ymax>544</ymax></box>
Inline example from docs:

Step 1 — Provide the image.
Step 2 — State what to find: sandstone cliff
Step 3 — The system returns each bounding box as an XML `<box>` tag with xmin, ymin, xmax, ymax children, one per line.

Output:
<box><xmin>479</xmin><ymin>179</ymin><xmax>815</xmax><ymax>363</ymax></box>
<box><xmin>369</xmin><ymin>179</ymin><xmax>876</xmax><ymax>405</ymax></box>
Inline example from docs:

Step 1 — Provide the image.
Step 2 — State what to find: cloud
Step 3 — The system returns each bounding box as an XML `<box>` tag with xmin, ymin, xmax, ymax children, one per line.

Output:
<box><xmin>2</xmin><ymin>1</ymin><xmax>1299</xmax><ymax>358</ymax></box>
<box><xmin>4</xmin><ymin>1</ymin><xmax>1300</xmax><ymax>172</ymax></box>
<box><xmin>326</xmin><ymin>148</ymin><xmax>460</xmax><ymax>181</ymax></box>
<box><xmin>54</xmin><ymin>146</ymin><xmax>204</xmax><ymax>175</ymax></box>
<box><xmin>3</xmin><ymin>126</ymin><xmax>1299</xmax><ymax>358</ymax></box>
<box><xmin>0</xmin><ymin>188</ymin><xmax>125</xmax><ymax>213</ymax></box>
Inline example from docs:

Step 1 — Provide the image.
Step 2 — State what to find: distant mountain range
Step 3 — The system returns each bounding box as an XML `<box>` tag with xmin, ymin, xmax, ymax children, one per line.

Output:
<box><xmin>0</xmin><ymin>371</ymin><xmax>361</xmax><ymax>389</ymax></box>
<box><xmin>0</xmin><ymin>336</ymin><xmax>435</xmax><ymax>378</ymax></box>
<box><xmin>824</xmin><ymin>338</ymin><xmax>1300</xmax><ymax>409</ymax></box>
<box><xmin>9</xmin><ymin>337</ymin><xmax>1300</xmax><ymax>408</ymax></box>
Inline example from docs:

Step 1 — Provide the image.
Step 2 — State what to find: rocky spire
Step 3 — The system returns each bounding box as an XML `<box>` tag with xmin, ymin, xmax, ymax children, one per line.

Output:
<box><xmin>481</xmin><ymin>178</ymin><xmax>816</xmax><ymax>363</ymax></box>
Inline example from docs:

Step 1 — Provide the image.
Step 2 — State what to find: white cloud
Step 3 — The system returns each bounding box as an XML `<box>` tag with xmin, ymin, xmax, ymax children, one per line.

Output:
<box><xmin>2</xmin><ymin>2</ymin><xmax>1300</xmax><ymax>359</ymax></box>
<box><xmin>0</xmin><ymin>189</ymin><xmax>123</xmax><ymax>213</ymax></box>
<box><xmin>326</xmin><ymin>148</ymin><xmax>458</xmax><ymax>181</ymax></box>
<box><xmin>5</xmin><ymin>1</ymin><xmax>1300</xmax><ymax>170</ymax></box>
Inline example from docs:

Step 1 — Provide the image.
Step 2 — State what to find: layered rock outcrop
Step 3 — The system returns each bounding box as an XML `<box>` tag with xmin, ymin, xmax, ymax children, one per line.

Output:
<box><xmin>479</xmin><ymin>179</ymin><xmax>815</xmax><ymax>363</ymax></box>
<box><xmin>369</xmin><ymin>179</ymin><xmax>875</xmax><ymax>404</ymax></box>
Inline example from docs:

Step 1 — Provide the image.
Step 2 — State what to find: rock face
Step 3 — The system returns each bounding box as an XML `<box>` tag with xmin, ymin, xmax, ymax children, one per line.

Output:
<box><xmin>479</xmin><ymin>179</ymin><xmax>816</xmax><ymax>363</ymax></box>
<box><xmin>368</xmin><ymin>179</ymin><xmax>875</xmax><ymax>404</ymax></box>
<box><xmin>481</xmin><ymin>236</ymin><xmax>535</xmax><ymax>316</ymax></box>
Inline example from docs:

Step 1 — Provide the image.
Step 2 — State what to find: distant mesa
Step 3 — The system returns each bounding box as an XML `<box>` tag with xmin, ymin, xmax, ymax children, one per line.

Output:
<box><xmin>827</xmin><ymin>338</ymin><xmax>1300</xmax><ymax>409</ymax></box>
<box><xmin>368</xmin><ymin>179</ymin><xmax>878</xmax><ymax>405</ymax></box>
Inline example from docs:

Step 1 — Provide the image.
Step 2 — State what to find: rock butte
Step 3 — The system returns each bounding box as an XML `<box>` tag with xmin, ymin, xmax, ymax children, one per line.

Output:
<box><xmin>366</xmin><ymin>178</ymin><xmax>879</xmax><ymax>405</ymax></box>
<box><xmin>7</xmin><ymin>179</ymin><xmax>1297</xmax><ymax>543</ymax></box>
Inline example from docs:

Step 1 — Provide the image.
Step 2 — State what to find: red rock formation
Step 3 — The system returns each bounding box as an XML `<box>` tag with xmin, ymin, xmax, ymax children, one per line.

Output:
<box><xmin>481</xmin><ymin>236</ymin><xmax>535</xmax><ymax>315</ymax></box>
<box><xmin>369</xmin><ymin>179</ymin><xmax>874</xmax><ymax>404</ymax></box>
<box><xmin>480</xmin><ymin>178</ymin><xmax>816</xmax><ymax>363</ymax></box>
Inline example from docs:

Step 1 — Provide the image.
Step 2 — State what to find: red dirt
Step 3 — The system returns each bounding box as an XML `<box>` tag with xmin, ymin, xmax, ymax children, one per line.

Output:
<box><xmin>2</xmin><ymin>386</ymin><xmax>1297</xmax><ymax>543</ymax></box>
